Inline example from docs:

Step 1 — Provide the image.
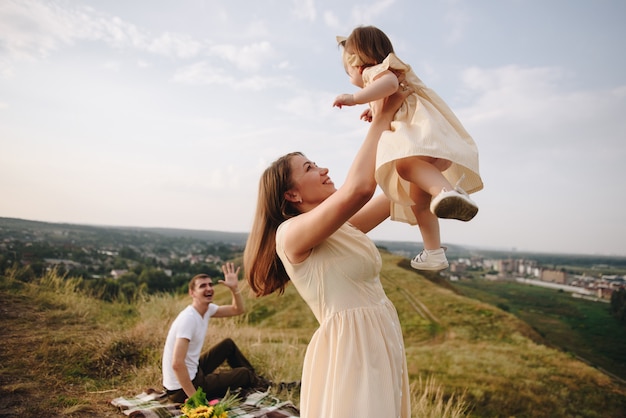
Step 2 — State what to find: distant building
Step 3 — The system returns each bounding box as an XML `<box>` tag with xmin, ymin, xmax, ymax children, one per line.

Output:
<box><xmin>44</xmin><ymin>258</ymin><xmax>82</xmax><ymax>270</ymax></box>
<box><xmin>110</xmin><ymin>269</ymin><xmax>128</xmax><ymax>279</ymax></box>
<box><xmin>450</xmin><ymin>262</ymin><xmax>467</xmax><ymax>274</ymax></box>
<box><xmin>540</xmin><ymin>269</ymin><xmax>567</xmax><ymax>284</ymax></box>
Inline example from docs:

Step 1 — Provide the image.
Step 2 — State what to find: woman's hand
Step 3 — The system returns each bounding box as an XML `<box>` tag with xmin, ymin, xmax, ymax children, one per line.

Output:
<box><xmin>360</xmin><ymin>108</ymin><xmax>373</xmax><ymax>122</ymax></box>
<box><xmin>371</xmin><ymin>83</ymin><xmax>412</xmax><ymax>122</ymax></box>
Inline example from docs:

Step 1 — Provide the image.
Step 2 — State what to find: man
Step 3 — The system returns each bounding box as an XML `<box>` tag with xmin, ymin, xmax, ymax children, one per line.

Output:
<box><xmin>162</xmin><ymin>262</ymin><xmax>269</xmax><ymax>403</ymax></box>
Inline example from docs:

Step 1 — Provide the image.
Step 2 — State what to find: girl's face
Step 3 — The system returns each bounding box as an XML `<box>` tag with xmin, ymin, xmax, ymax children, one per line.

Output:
<box><xmin>343</xmin><ymin>47</ymin><xmax>364</xmax><ymax>88</ymax></box>
<box><xmin>346</xmin><ymin>63</ymin><xmax>364</xmax><ymax>88</ymax></box>
<box><xmin>287</xmin><ymin>154</ymin><xmax>335</xmax><ymax>207</ymax></box>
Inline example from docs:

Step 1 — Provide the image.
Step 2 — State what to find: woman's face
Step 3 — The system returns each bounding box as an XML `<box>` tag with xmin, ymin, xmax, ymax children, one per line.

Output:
<box><xmin>287</xmin><ymin>154</ymin><xmax>335</xmax><ymax>207</ymax></box>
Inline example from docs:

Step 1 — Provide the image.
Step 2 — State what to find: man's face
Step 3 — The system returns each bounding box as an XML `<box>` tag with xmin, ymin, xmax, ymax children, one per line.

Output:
<box><xmin>190</xmin><ymin>276</ymin><xmax>214</xmax><ymax>304</ymax></box>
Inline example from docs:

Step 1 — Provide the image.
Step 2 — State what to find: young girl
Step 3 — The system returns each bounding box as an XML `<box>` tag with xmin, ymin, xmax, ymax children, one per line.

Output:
<box><xmin>334</xmin><ymin>25</ymin><xmax>483</xmax><ymax>271</ymax></box>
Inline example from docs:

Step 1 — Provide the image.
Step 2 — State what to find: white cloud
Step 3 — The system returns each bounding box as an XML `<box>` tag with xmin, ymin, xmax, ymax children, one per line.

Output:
<box><xmin>443</xmin><ymin>1</ymin><xmax>471</xmax><ymax>45</ymax></box>
<box><xmin>171</xmin><ymin>61</ymin><xmax>291</xmax><ymax>91</ymax></box>
<box><xmin>277</xmin><ymin>94</ymin><xmax>324</xmax><ymax>119</ymax></box>
<box><xmin>292</xmin><ymin>0</ymin><xmax>316</xmax><ymax>22</ymax></box>
<box><xmin>0</xmin><ymin>0</ymin><xmax>206</xmax><ymax>69</ymax></box>
<box><xmin>0</xmin><ymin>0</ymin><xmax>79</xmax><ymax>59</ymax></box>
<box><xmin>350</xmin><ymin>0</ymin><xmax>396</xmax><ymax>24</ymax></box>
<box><xmin>147</xmin><ymin>32</ymin><xmax>203</xmax><ymax>59</ymax></box>
<box><xmin>460</xmin><ymin>65</ymin><xmax>626</xmax><ymax>155</ymax></box>
<box><xmin>323</xmin><ymin>10</ymin><xmax>340</xmax><ymax>28</ymax></box>
<box><xmin>208</xmin><ymin>41</ymin><xmax>275</xmax><ymax>72</ymax></box>
<box><xmin>172</xmin><ymin>62</ymin><xmax>228</xmax><ymax>84</ymax></box>
<box><xmin>103</xmin><ymin>60</ymin><xmax>121</xmax><ymax>72</ymax></box>
<box><xmin>276</xmin><ymin>60</ymin><xmax>291</xmax><ymax>70</ymax></box>
<box><xmin>240</xmin><ymin>20</ymin><xmax>272</xmax><ymax>39</ymax></box>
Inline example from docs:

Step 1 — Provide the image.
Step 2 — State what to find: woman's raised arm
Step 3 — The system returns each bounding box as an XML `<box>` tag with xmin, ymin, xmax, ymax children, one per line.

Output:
<box><xmin>282</xmin><ymin>88</ymin><xmax>410</xmax><ymax>263</ymax></box>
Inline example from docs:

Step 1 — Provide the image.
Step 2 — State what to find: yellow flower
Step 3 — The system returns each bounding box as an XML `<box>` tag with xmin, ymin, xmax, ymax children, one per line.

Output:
<box><xmin>181</xmin><ymin>388</ymin><xmax>241</xmax><ymax>418</ymax></box>
<box><xmin>187</xmin><ymin>405</ymin><xmax>213</xmax><ymax>418</ymax></box>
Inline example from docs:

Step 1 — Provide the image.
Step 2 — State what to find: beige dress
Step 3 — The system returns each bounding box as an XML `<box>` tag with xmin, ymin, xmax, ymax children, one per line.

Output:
<box><xmin>365</xmin><ymin>53</ymin><xmax>484</xmax><ymax>225</ymax></box>
<box><xmin>276</xmin><ymin>220</ymin><xmax>410</xmax><ymax>418</ymax></box>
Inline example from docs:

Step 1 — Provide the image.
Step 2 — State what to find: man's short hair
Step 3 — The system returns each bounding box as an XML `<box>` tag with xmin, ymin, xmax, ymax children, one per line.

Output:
<box><xmin>189</xmin><ymin>274</ymin><xmax>212</xmax><ymax>293</ymax></box>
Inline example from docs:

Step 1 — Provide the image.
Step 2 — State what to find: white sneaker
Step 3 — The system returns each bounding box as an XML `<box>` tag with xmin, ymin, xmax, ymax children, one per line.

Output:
<box><xmin>410</xmin><ymin>248</ymin><xmax>449</xmax><ymax>271</ymax></box>
<box><xmin>430</xmin><ymin>186</ymin><xmax>478</xmax><ymax>222</ymax></box>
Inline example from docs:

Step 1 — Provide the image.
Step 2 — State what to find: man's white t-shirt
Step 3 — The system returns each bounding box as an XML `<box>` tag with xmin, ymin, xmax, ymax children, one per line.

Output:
<box><xmin>162</xmin><ymin>304</ymin><xmax>219</xmax><ymax>391</ymax></box>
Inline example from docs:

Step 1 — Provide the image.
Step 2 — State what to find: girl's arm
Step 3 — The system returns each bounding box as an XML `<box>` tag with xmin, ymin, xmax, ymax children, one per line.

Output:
<box><xmin>354</xmin><ymin>71</ymin><xmax>399</xmax><ymax>104</ymax></box>
<box><xmin>334</xmin><ymin>70</ymin><xmax>399</xmax><ymax>108</ymax></box>
<box><xmin>282</xmin><ymin>89</ymin><xmax>409</xmax><ymax>263</ymax></box>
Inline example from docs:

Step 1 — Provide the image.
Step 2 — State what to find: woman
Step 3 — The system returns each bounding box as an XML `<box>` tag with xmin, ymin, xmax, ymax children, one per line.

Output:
<box><xmin>244</xmin><ymin>88</ymin><xmax>411</xmax><ymax>417</ymax></box>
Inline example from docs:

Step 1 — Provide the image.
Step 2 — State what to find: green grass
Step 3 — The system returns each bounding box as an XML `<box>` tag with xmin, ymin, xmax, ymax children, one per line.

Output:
<box><xmin>453</xmin><ymin>279</ymin><xmax>626</xmax><ymax>380</ymax></box>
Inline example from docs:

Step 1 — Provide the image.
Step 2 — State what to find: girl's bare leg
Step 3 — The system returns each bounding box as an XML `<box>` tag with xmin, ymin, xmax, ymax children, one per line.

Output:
<box><xmin>396</xmin><ymin>156</ymin><xmax>452</xmax><ymax>197</ymax></box>
<box><xmin>399</xmin><ymin>157</ymin><xmax>451</xmax><ymax>270</ymax></box>
<box><xmin>409</xmin><ymin>185</ymin><xmax>440</xmax><ymax>250</ymax></box>
<box><xmin>408</xmin><ymin>184</ymin><xmax>448</xmax><ymax>270</ymax></box>
<box><xmin>397</xmin><ymin>155</ymin><xmax>477</xmax><ymax>222</ymax></box>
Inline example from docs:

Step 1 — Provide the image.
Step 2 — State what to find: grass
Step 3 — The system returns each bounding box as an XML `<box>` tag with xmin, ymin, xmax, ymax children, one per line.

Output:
<box><xmin>1</xmin><ymin>254</ymin><xmax>626</xmax><ymax>417</ymax></box>
<box><xmin>453</xmin><ymin>279</ymin><xmax>626</xmax><ymax>380</ymax></box>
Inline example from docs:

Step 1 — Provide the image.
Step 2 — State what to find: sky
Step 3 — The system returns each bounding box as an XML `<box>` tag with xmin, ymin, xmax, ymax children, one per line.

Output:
<box><xmin>1</xmin><ymin>0</ymin><xmax>625</xmax><ymax>257</ymax></box>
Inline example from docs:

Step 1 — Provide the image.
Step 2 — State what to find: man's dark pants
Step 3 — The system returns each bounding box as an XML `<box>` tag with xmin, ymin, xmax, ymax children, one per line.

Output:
<box><xmin>167</xmin><ymin>338</ymin><xmax>263</xmax><ymax>403</ymax></box>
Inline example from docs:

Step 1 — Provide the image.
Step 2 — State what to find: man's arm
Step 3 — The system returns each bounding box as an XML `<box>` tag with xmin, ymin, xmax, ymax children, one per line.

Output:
<box><xmin>172</xmin><ymin>337</ymin><xmax>196</xmax><ymax>399</ymax></box>
<box><xmin>213</xmin><ymin>286</ymin><xmax>244</xmax><ymax>317</ymax></box>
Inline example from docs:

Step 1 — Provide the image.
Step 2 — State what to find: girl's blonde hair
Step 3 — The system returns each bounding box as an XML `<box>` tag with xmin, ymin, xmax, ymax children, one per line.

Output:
<box><xmin>243</xmin><ymin>152</ymin><xmax>303</xmax><ymax>297</ymax></box>
<box><xmin>340</xmin><ymin>25</ymin><xmax>395</xmax><ymax>68</ymax></box>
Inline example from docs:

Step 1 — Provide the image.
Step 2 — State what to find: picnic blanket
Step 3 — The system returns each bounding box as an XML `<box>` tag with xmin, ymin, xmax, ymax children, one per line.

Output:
<box><xmin>111</xmin><ymin>388</ymin><xmax>300</xmax><ymax>418</ymax></box>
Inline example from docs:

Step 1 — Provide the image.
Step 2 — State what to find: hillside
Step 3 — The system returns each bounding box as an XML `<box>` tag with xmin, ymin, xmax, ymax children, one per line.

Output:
<box><xmin>1</xmin><ymin>252</ymin><xmax>625</xmax><ymax>417</ymax></box>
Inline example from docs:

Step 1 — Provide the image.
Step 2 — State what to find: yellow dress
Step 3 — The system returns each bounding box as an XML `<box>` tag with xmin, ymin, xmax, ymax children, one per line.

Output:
<box><xmin>276</xmin><ymin>220</ymin><xmax>411</xmax><ymax>418</ymax></box>
<box><xmin>365</xmin><ymin>53</ymin><xmax>484</xmax><ymax>224</ymax></box>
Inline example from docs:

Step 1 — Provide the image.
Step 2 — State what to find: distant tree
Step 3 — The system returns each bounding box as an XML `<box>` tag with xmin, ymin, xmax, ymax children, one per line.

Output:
<box><xmin>118</xmin><ymin>272</ymin><xmax>139</xmax><ymax>286</ymax></box>
<box><xmin>119</xmin><ymin>247</ymin><xmax>140</xmax><ymax>260</ymax></box>
<box><xmin>119</xmin><ymin>282</ymin><xmax>140</xmax><ymax>302</ymax></box>
<box><xmin>610</xmin><ymin>287</ymin><xmax>626</xmax><ymax>324</ymax></box>
<box><xmin>87</xmin><ymin>278</ymin><xmax>121</xmax><ymax>302</ymax></box>
<box><xmin>112</xmin><ymin>257</ymin><xmax>128</xmax><ymax>270</ymax></box>
<box><xmin>138</xmin><ymin>267</ymin><xmax>174</xmax><ymax>293</ymax></box>
<box><xmin>171</xmin><ymin>273</ymin><xmax>191</xmax><ymax>293</ymax></box>
<box><xmin>189</xmin><ymin>263</ymin><xmax>221</xmax><ymax>278</ymax></box>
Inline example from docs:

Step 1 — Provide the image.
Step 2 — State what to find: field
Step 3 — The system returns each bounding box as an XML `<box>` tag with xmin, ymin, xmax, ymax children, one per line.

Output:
<box><xmin>1</xmin><ymin>252</ymin><xmax>626</xmax><ymax>417</ymax></box>
<box><xmin>453</xmin><ymin>279</ymin><xmax>626</xmax><ymax>381</ymax></box>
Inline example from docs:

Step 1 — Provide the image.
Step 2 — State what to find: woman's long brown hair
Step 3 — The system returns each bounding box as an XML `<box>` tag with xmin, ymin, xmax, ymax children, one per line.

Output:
<box><xmin>243</xmin><ymin>152</ymin><xmax>302</xmax><ymax>296</ymax></box>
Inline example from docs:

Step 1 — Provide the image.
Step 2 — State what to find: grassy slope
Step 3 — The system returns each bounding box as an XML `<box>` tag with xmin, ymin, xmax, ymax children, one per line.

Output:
<box><xmin>453</xmin><ymin>279</ymin><xmax>626</xmax><ymax>381</ymax></box>
<box><xmin>380</xmin><ymin>256</ymin><xmax>626</xmax><ymax>417</ymax></box>
<box><xmin>1</xmin><ymin>253</ymin><xmax>625</xmax><ymax>417</ymax></box>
